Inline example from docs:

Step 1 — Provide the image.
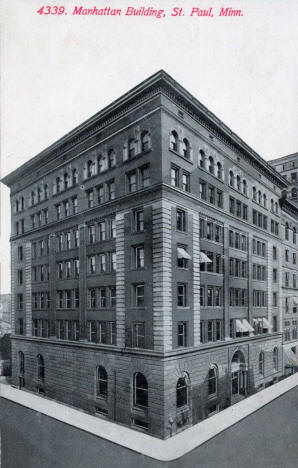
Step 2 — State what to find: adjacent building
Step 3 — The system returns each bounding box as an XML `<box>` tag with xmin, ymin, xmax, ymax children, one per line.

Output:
<box><xmin>269</xmin><ymin>153</ymin><xmax>298</xmax><ymax>208</ymax></box>
<box><xmin>2</xmin><ymin>71</ymin><xmax>296</xmax><ymax>439</ymax></box>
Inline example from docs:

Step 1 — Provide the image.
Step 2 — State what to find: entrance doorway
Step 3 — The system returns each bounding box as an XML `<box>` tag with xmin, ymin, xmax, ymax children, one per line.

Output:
<box><xmin>231</xmin><ymin>350</ymin><xmax>248</xmax><ymax>403</ymax></box>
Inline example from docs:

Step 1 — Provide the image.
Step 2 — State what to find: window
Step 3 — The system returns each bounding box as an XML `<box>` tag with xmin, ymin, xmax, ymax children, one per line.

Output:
<box><xmin>259</xmin><ymin>352</ymin><xmax>264</xmax><ymax>376</ymax></box>
<box><xmin>87</xmin><ymin>160</ymin><xmax>95</xmax><ymax>178</ymax></box>
<box><xmin>208</xmin><ymin>366</ymin><xmax>217</xmax><ymax>396</ymax></box>
<box><xmin>141</xmin><ymin>131</ymin><xmax>151</xmax><ymax>152</ymax></box>
<box><xmin>110</xmin><ymin>218</ymin><xmax>116</xmax><ymax>239</ymax></box>
<box><xmin>99</xmin><ymin>254</ymin><xmax>106</xmax><ymax>273</ymax></box>
<box><xmin>134</xmin><ymin>210</ymin><xmax>144</xmax><ymax>232</ymax></box>
<box><xmin>273</xmin><ymin>348</ymin><xmax>278</xmax><ymax>372</ymax></box>
<box><xmin>134</xmin><ymin>372</ymin><xmax>148</xmax><ymax>408</ymax></box>
<box><xmin>200</xmin><ymin>287</ymin><xmax>204</xmax><ymax>306</ymax></box>
<box><xmin>89</xmin><ymin>256</ymin><xmax>96</xmax><ymax>274</ymax></box>
<box><xmin>217</xmin><ymin>162</ymin><xmax>223</xmax><ymax>179</ymax></box>
<box><xmin>128</xmin><ymin>139</ymin><xmax>135</xmax><ymax>158</ymax></box>
<box><xmin>74</xmin><ymin>229</ymin><xmax>79</xmax><ymax>247</ymax></box>
<box><xmin>17</xmin><ymin>294</ymin><xmax>23</xmax><ymax>310</ymax></box>
<box><xmin>18</xmin><ymin>246</ymin><xmax>23</xmax><ymax>261</ymax></box>
<box><xmin>207</xmin><ymin>287</ymin><xmax>213</xmax><ymax>306</ymax></box>
<box><xmin>71</xmin><ymin>196</ymin><xmax>78</xmax><ymax>214</ymax></box>
<box><xmin>273</xmin><ymin>292</ymin><xmax>278</xmax><ymax>307</ymax></box>
<box><xmin>273</xmin><ymin>246</ymin><xmax>277</xmax><ymax>260</ymax></box>
<box><xmin>66</xmin><ymin>290</ymin><xmax>71</xmax><ymax>308</ymax></box>
<box><xmin>133</xmin><ymin>322</ymin><xmax>145</xmax><ymax>348</ymax></box>
<box><xmin>17</xmin><ymin>269</ymin><xmax>23</xmax><ymax>285</ymax></box>
<box><xmin>98</xmin><ymin>221</ymin><xmax>106</xmax><ymax>241</ymax></box>
<box><xmin>199</xmin><ymin>180</ymin><xmax>207</xmax><ymax>200</ymax></box>
<box><xmin>177</xmin><ymin>322</ymin><xmax>187</xmax><ymax>347</ymax></box>
<box><xmin>170</xmin><ymin>130</ymin><xmax>178</xmax><ymax>151</ymax></box>
<box><xmin>229</xmin><ymin>197</ymin><xmax>235</xmax><ymax>214</ymax></box>
<box><xmin>56</xmin><ymin>204</ymin><xmax>61</xmax><ymax>220</ymax></box>
<box><xmin>229</xmin><ymin>171</ymin><xmax>234</xmax><ymax>187</ymax></box>
<box><xmin>43</xmin><ymin>209</ymin><xmax>48</xmax><ymax>224</ymax></box>
<box><xmin>199</xmin><ymin>150</ymin><xmax>205</xmax><ymax>168</ymax></box>
<box><xmin>99</xmin><ymin>288</ymin><xmax>106</xmax><ymax>308</ymax></box>
<box><xmin>171</xmin><ymin>166</ymin><xmax>179</xmax><ymax>187</ymax></box>
<box><xmin>97</xmin><ymin>366</ymin><xmax>108</xmax><ymax>398</ymax></box>
<box><xmin>106</xmin><ymin>180</ymin><xmax>115</xmax><ymax>200</ymax></box>
<box><xmin>177</xmin><ymin>283</ymin><xmax>187</xmax><ymax>307</ymax></box>
<box><xmin>182</xmin><ymin>172</ymin><xmax>190</xmax><ymax>192</ymax></box>
<box><xmin>89</xmin><ymin>225</ymin><xmax>96</xmax><ymax>243</ymax></box>
<box><xmin>182</xmin><ymin>138</ymin><xmax>190</xmax><ymax>159</ymax></box>
<box><xmin>177</xmin><ymin>244</ymin><xmax>189</xmax><ymax>269</ymax></box>
<box><xmin>134</xmin><ymin>245</ymin><xmax>144</xmax><ymax>269</ymax></box>
<box><xmin>128</xmin><ymin>172</ymin><xmax>137</xmax><ymax>193</ymax></box>
<box><xmin>217</xmin><ymin>190</ymin><xmax>223</xmax><ymax>208</ymax></box>
<box><xmin>135</xmin><ymin>284</ymin><xmax>144</xmax><ymax>307</ymax></box>
<box><xmin>176</xmin><ymin>209</ymin><xmax>186</xmax><ymax>231</ymax></box>
<box><xmin>209</xmin><ymin>186</ymin><xmax>215</xmax><ymax>204</ymax></box>
<box><xmin>57</xmin><ymin>262</ymin><xmax>63</xmax><ymax>279</ymax></box>
<box><xmin>108</xmin><ymin>149</ymin><xmax>116</xmax><ymax>168</ymax></box>
<box><xmin>208</xmin><ymin>156</ymin><xmax>214</xmax><ymax>174</ymax></box>
<box><xmin>140</xmin><ymin>166</ymin><xmax>150</xmax><ymax>188</ymax></box>
<box><xmin>293</xmin><ymin>227</ymin><xmax>297</xmax><ymax>244</ymax></box>
<box><xmin>176</xmin><ymin>376</ymin><xmax>188</xmax><ymax>408</ymax></box>
<box><xmin>56</xmin><ymin>177</ymin><xmax>61</xmax><ymax>193</ymax></box>
<box><xmin>111</xmin><ymin>252</ymin><xmax>117</xmax><ymax>272</ymax></box>
<box><xmin>236</xmin><ymin>175</ymin><xmax>241</xmax><ymax>191</ymax></box>
<box><xmin>37</xmin><ymin>354</ymin><xmax>45</xmax><ymax>380</ymax></box>
<box><xmin>18</xmin><ymin>351</ymin><xmax>25</xmax><ymax>387</ymax></box>
<box><xmin>97</xmin><ymin>185</ymin><xmax>104</xmax><ymax>204</ymax></box>
<box><xmin>66</xmin><ymin>232</ymin><xmax>71</xmax><ymax>249</ymax></box>
<box><xmin>87</xmin><ymin>190</ymin><xmax>94</xmax><ymax>208</ymax></box>
<box><xmin>72</xmin><ymin>169</ymin><xmax>78</xmax><ymax>185</ymax></box>
<box><xmin>242</xmin><ymin>179</ymin><xmax>247</xmax><ymax>195</ymax></box>
<box><xmin>285</xmin><ymin>223</ymin><xmax>289</xmax><ymax>240</ymax></box>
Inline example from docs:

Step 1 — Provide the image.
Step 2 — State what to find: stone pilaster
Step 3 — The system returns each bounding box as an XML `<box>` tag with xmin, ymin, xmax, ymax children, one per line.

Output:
<box><xmin>115</xmin><ymin>212</ymin><xmax>127</xmax><ymax>347</ymax></box>
<box><xmin>25</xmin><ymin>242</ymin><xmax>32</xmax><ymax>336</ymax></box>
<box><xmin>152</xmin><ymin>200</ymin><xmax>172</xmax><ymax>352</ymax></box>
<box><xmin>10</xmin><ymin>242</ymin><xmax>17</xmax><ymax>333</ymax></box>
<box><xmin>192</xmin><ymin>212</ymin><xmax>201</xmax><ymax>346</ymax></box>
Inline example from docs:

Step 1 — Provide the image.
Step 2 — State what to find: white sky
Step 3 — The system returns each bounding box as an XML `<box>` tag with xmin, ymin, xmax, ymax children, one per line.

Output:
<box><xmin>1</xmin><ymin>0</ymin><xmax>297</xmax><ymax>293</ymax></box>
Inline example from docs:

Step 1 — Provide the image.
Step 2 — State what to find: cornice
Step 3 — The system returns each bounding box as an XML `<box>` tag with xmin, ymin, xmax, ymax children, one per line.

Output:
<box><xmin>1</xmin><ymin>70</ymin><xmax>288</xmax><ymax>190</ymax></box>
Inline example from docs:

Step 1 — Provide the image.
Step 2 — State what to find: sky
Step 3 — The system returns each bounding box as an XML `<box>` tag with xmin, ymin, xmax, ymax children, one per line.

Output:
<box><xmin>0</xmin><ymin>0</ymin><xmax>297</xmax><ymax>293</ymax></box>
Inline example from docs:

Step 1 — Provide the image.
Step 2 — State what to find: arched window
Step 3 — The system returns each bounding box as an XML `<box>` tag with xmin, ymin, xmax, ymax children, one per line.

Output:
<box><xmin>44</xmin><ymin>185</ymin><xmax>49</xmax><ymax>200</ymax></box>
<box><xmin>97</xmin><ymin>366</ymin><xmax>108</xmax><ymax>398</ymax></box>
<box><xmin>271</xmin><ymin>199</ymin><xmax>274</xmax><ymax>212</ymax></box>
<box><xmin>208</xmin><ymin>366</ymin><xmax>217</xmax><ymax>396</ymax></box>
<box><xmin>199</xmin><ymin>150</ymin><xmax>206</xmax><ymax>168</ymax></box>
<box><xmin>293</xmin><ymin>227</ymin><xmax>296</xmax><ymax>244</ymax></box>
<box><xmin>64</xmin><ymin>173</ymin><xmax>69</xmax><ymax>190</ymax></box>
<box><xmin>56</xmin><ymin>177</ymin><xmax>61</xmax><ymax>193</ymax></box>
<box><xmin>182</xmin><ymin>138</ymin><xmax>190</xmax><ymax>159</ymax></box>
<box><xmin>236</xmin><ymin>175</ymin><xmax>241</xmax><ymax>191</ymax></box>
<box><xmin>229</xmin><ymin>170</ymin><xmax>234</xmax><ymax>187</ymax></box>
<box><xmin>37</xmin><ymin>188</ymin><xmax>41</xmax><ymax>203</ymax></box>
<box><xmin>37</xmin><ymin>354</ymin><xmax>45</xmax><ymax>380</ymax></box>
<box><xmin>98</xmin><ymin>154</ymin><xmax>108</xmax><ymax>173</ymax></box>
<box><xmin>170</xmin><ymin>131</ymin><xmax>178</xmax><ymax>152</ymax></box>
<box><xmin>217</xmin><ymin>162</ymin><xmax>223</xmax><ymax>179</ymax></box>
<box><xmin>108</xmin><ymin>149</ymin><xmax>116</xmax><ymax>168</ymax></box>
<box><xmin>242</xmin><ymin>179</ymin><xmax>247</xmax><ymax>195</ymax></box>
<box><xmin>259</xmin><ymin>352</ymin><xmax>264</xmax><ymax>375</ymax></box>
<box><xmin>72</xmin><ymin>169</ymin><xmax>78</xmax><ymax>185</ymax></box>
<box><xmin>275</xmin><ymin>202</ymin><xmax>279</xmax><ymax>214</ymax></box>
<box><xmin>176</xmin><ymin>376</ymin><xmax>188</xmax><ymax>408</ymax></box>
<box><xmin>285</xmin><ymin>223</ymin><xmax>289</xmax><ymax>241</ymax></box>
<box><xmin>258</xmin><ymin>190</ymin><xmax>261</xmax><ymax>204</ymax></box>
<box><xmin>292</xmin><ymin>188</ymin><xmax>297</xmax><ymax>198</ymax></box>
<box><xmin>128</xmin><ymin>139</ymin><xmax>135</xmax><ymax>158</ymax></box>
<box><xmin>134</xmin><ymin>372</ymin><xmax>148</xmax><ymax>408</ymax></box>
<box><xmin>273</xmin><ymin>348</ymin><xmax>278</xmax><ymax>371</ymax></box>
<box><xmin>141</xmin><ymin>131</ymin><xmax>151</xmax><ymax>152</ymax></box>
<box><xmin>209</xmin><ymin>156</ymin><xmax>214</xmax><ymax>174</ymax></box>
<box><xmin>87</xmin><ymin>160</ymin><xmax>95</xmax><ymax>178</ymax></box>
<box><xmin>263</xmin><ymin>194</ymin><xmax>267</xmax><ymax>207</ymax></box>
<box><xmin>253</xmin><ymin>187</ymin><xmax>256</xmax><ymax>201</ymax></box>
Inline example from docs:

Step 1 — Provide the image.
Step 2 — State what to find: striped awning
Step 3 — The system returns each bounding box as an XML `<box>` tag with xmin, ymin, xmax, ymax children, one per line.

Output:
<box><xmin>242</xmin><ymin>319</ymin><xmax>254</xmax><ymax>333</ymax></box>
<box><xmin>177</xmin><ymin>247</ymin><xmax>191</xmax><ymax>260</ymax></box>
<box><xmin>199</xmin><ymin>252</ymin><xmax>212</xmax><ymax>263</ymax></box>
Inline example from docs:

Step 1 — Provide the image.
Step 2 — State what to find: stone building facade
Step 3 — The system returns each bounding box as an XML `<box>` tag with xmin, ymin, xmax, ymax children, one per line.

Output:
<box><xmin>2</xmin><ymin>71</ymin><xmax>294</xmax><ymax>439</ymax></box>
<box><xmin>269</xmin><ymin>153</ymin><xmax>298</xmax><ymax>208</ymax></box>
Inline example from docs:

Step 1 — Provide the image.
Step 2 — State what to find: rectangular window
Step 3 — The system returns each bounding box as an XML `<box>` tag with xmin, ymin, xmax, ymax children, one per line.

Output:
<box><xmin>133</xmin><ymin>322</ymin><xmax>145</xmax><ymax>348</ymax></box>
<box><xmin>57</xmin><ymin>262</ymin><xmax>63</xmax><ymax>279</ymax></box>
<box><xmin>107</xmin><ymin>180</ymin><xmax>115</xmax><ymax>200</ymax></box>
<box><xmin>66</xmin><ymin>290</ymin><xmax>72</xmax><ymax>309</ymax></box>
<box><xmin>74</xmin><ymin>259</ymin><xmax>80</xmax><ymax>277</ymax></box>
<box><xmin>134</xmin><ymin>245</ymin><xmax>144</xmax><ymax>269</ymax></box>
<box><xmin>17</xmin><ymin>294</ymin><xmax>23</xmax><ymax>310</ymax></box>
<box><xmin>98</xmin><ymin>254</ymin><xmax>106</xmax><ymax>273</ymax></box>
<box><xmin>207</xmin><ymin>287</ymin><xmax>213</xmax><ymax>306</ymax></box>
<box><xmin>99</xmin><ymin>288</ymin><xmax>107</xmax><ymax>308</ymax></box>
<box><xmin>17</xmin><ymin>269</ymin><xmax>23</xmax><ymax>285</ymax></box>
<box><xmin>74</xmin><ymin>288</ymin><xmax>80</xmax><ymax>308</ymax></box>
<box><xmin>273</xmin><ymin>292</ymin><xmax>278</xmax><ymax>307</ymax></box>
<box><xmin>215</xmin><ymin>225</ymin><xmax>222</xmax><ymax>243</ymax></box>
<box><xmin>110</xmin><ymin>286</ymin><xmax>116</xmax><ymax>307</ymax></box>
<box><xmin>177</xmin><ymin>283</ymin><xmax>187</xmax><ymax>307</ymax></box>
<box><xmin>135</xmin><ymin>284</ymin><xmax>145</xmax><ymax>307</ymax></box>
<box><xmin>57</xmin><ymin>291</ymin><xmax>63</xmax><ymax>309</ymax></box>
<box><xmin>182</xmin><ymin>172</ymin><xmax>190</xmax><ymax>192</ymax></box>
<box><xmin>177</xmin><ymin>322</ymin><xmax>187</xmax><ymax>347</ymax></box>
<box><xmin>200</xmin><ymin>286</ymin><xmax>204</xmax><ymax>306</ymax></box>
<box><xmin>134</xmin><ymin>210</ymin><xmax>144</xmax><ymax>232</ymax></box>
<box><xmin>217</xmin><ymin>190</ymin><xmax>223</xmax><ymax>208</ymax></box>
<box><xmin>89</xmin><ymin>256</ymin><xmax>96</xmax><ymax>274</ymax></box>
<box><xmin>72</xmin><ymin>196</ymin><xmax>78</xmax><ymax>214</ymax></box>
<box><xmin>176</xmin><ymin>209</ymin><xmax>186</xmax><ymax>232</ymax></box>
<box><xmin>87</xmin><ymin>190</ymin><xmax>94</xmax><ymax>208</ymax></box>
<box><xmin>98</xmin><ymin>221</ymin><xmax>106</xmax><ymax>241</ymax></box>
<box><xmin>66</xmin><ymin>261</ymin><xmax>71</xmax><ymax>278</ymax></box>
<box><xmin>229</xmin><ymin>197</ymin><xmax>235</xmax><ymax>214</ymax></box>
<box><xmin>140</xmin><ymin>166</ymin><xmax>150</xmax><ymax>188</ymax></box>
<box><xmin>56</xmin><ymin>204</ymin><xmax>61</xmax><ymax>220</ymax></box>
<box><xmin>199</xmin><ymin>180</ymin><xmax>207</xmax><ymax>200</ymax></box>
<box><xmin>18</xmin><ymin>246</ymin><xmax>23</xmax><ymax>261</ymax></box>
<box><xmin>66</xmin><ymin>232</ymin><xmax>71</xmax><ymax>249</ymax></box>
<box><xmin>209</xmin><ymin>186</ymin><xmax>215</xmax><ymax>204</ymax></box>
<box><xmin>74</xmin><ymin>229</ymin><xmax>79</xmax><ymax>247</ymax></box>
<box><xmin>111</xmin><ymin>252</ymin><xmax>117</xmax><ymax>272</ymax></box>
<box><xmin>109</xmin><ymin>321</ymin><xmax>116</xmax><ymax>345</ymax></box>
<box><xmin>171</xmin><ymin>166</ymin><xmax>179</xmax><ymax>187</ymax></box>
<box><xmin>206</xmin><ymin>222</ymin><xmax>213</xmax><ymax>240</ymax></box>
<box><xmin>110</xmin><ymin>218</ymin><xmax>116</xmax><ymax>239</ymax></box>
<box><xmin>128</xmin><ymin>172</ymin><xmax>137</xmax><ymax>193</ymax></box>
<box><xmin>97</xmin><ymin>185</ymin><xmax>104</xmax><ymax>204</ymax></box>
<box><xmin>89</xmin><ymin>225</ymin><xmax>96</xmax><ymax>243</ymax></box>
<box><xmin>89</xmin><ymin>288</ymin><xmax>96</xmax><ymax>308</ymax></box>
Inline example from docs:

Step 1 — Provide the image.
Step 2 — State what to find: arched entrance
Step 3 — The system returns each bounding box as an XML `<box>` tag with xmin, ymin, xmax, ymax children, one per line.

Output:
<box><xmin>231</xmin><ymin>350</ymin><xmax>248</xmax><ymax>403</ymax></box>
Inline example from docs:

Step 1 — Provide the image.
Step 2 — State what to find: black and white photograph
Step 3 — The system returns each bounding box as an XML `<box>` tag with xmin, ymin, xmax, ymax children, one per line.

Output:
<box><xmin>0</xmin><ymin>1</ymin><xmax>297</xmax><ymax>467</ymax></box>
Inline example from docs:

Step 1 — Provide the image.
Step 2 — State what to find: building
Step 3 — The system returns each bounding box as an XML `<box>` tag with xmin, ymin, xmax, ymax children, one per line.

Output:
<box><xmin>0</xmin><ymin>293</ymin><xmax>12</xmax><ymax>335</ymax></box>
<box><xmin>2</xmin><ymin>71</ymin><xmax>295</xmax><ymax>439</ymax></box>
<box><xmin>269</xmin><ymin>153</ymin><xmax>298</xmax><ymax>207</ymax></box>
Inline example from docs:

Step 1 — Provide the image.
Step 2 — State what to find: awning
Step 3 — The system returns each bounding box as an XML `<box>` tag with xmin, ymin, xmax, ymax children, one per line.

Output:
<box><xmin>199</xmin><ymin>252</ymin><xmax>212</xmax><ymax>263</ymax></box>
<box><xmin>292</xmin><ymin>297</ymin><xmax>298</xmax><ymax>305</ymax></box>
<box><xmin>235</xmin><ymin>319</ymin><xmax>247</xmax><ymax>333</ymax></box>
<box><xmin>231</xmin><ymin>362</ymin><xmax>241</xmax><ymax>372</ymax></box>
<box><xmin>177</xmin><ymin>247</ymin><xmax>191</xmax><ymax>260</ymax></box>
<box><xmin>242</xmin><ymin>319</ymin><xmax>254</xmax><ymax>333</ymax></box>
<box><xmin>262</xmin><ymin>318</ymin><xmax>271</xmax><ymax>329</ymax></box>
<box><xmin>284</xmin><ymin>347</ymin><xmax>298</xmax><ymax>368</ymax></box>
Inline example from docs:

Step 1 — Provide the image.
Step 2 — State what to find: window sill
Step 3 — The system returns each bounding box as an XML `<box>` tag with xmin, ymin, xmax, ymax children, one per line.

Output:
<box><xmin>169</xmin><ymin>148</ymin><xmax>193</xmax><ymax>165</ymax></box>
<box><xmin>123</xmin><ymin>147</ymin><xmax>152</xmax><ymax>165</ymax></box>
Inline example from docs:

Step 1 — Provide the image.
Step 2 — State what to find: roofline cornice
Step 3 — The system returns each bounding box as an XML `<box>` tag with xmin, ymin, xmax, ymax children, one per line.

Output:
<box><xmin>1</xmin><ymin>70</ymin><xmax>288</xmax><ymax>189</ymax></box>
